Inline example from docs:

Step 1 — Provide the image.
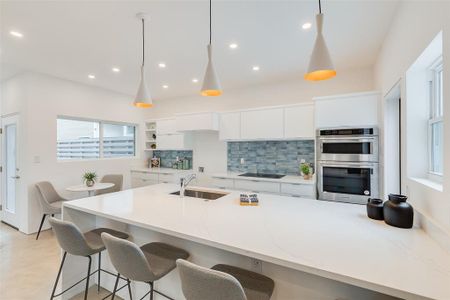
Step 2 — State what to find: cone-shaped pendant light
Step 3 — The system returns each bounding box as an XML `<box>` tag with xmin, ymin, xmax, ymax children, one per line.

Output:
<box><xmin>201</xmin><ymin>0</ymin><xmax>222</xmax><ymax>96</ymax></box>
<box><xmin>134</xmin><ymin>13</ymin><xmax>152</xmax><ymax>108</ymax></box>
<box><xmin>305</xmin><ymin>0</ymin><xmax>336</xmax><ymax>81</ymax></box>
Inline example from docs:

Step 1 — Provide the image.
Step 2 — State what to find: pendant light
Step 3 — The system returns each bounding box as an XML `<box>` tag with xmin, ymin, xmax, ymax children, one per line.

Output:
<box><xmin>304</xmin><ymin>0</ymin><xmax>336</xmax><ymax>81</ymax></box>
<box><xmin>201</xmin><ymin>0</ymin><xmax>222</xmax><ymax>96</ymax></box>
<box><xmin>134</xmin><ymin>13</ymin><xmax>152</xmax><ymax>108</ymax></box>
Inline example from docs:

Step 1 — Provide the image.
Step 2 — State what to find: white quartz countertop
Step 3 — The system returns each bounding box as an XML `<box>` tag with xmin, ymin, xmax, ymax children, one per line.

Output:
<box><xmin>131</xmin><ymin>167</ymin><xmax>195</xmax><ymax>175</ymax></box>
<box><xmin>64</xmin><ymin>184</ymin><xmax>450</xmax><ymax>300</ymax></box>
<box><xmin>212</xmin><ymin>172</ymin><xmax>316</xmax><ymax>185</ymax></box>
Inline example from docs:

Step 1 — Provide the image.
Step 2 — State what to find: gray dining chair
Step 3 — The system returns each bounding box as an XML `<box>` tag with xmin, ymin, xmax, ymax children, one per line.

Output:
<box><xmin>94</xmin><ymin>174</ymin><xmax>123</xmax><ymax>196</ymax></box>
<box><xmin>35</xmin><ymin>181</ymin><xmax>68</xmax><ymax>240</ymax></box>
<box><xmin>48</xmin><ymin>217</ymin><xmax>130</xmax><ymax>300</ymax></box>
<box><xmin>101</xmin><ymin>232</ymin><xmax>190</xmax><ymax>300</ymax></box>
<box><xmin>177</xmin><ymin>259</ymin><xmax>275</xmax><ymax>300</ymax></box>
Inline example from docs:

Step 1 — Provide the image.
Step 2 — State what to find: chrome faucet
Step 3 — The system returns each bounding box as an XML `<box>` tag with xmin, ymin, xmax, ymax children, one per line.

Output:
<box><xmin>180</xmin><ymin>174</ymin><xmax>197</xmax><ymax>197</ymax></box>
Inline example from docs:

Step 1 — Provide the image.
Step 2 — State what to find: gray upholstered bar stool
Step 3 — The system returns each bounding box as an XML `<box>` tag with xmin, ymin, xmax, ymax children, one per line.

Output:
<box><xmin>177</xmin><ymin>259</ymin><xmax>275</xmax><ymax>300</ymax></box>
<box><xmin>48</xmin><ymin>217</ymin><xmax>130</xmax><ymax>300</ymax></box>
<box><xmin>101</xmin><ymin>232</ymin><xmax>190</xmax><ymax>300</ymax></box>
<box><xmin>94</xmin><ymin>174</ymin><xmax>123</xmax><ymax>196</ymax></box>
<box><xmin>35</xmin><ymin>181</ymin><xmax>68</xmax><ymax>240</ymax></box>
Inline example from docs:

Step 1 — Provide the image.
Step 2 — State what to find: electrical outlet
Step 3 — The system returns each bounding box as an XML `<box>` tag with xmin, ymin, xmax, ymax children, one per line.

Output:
<box><xmin>251</xmin><ymin>258</ymin><xmax>262</xmax><ymax>273</ymax></box>
<box><xmin>300</xmin><ymin>158</ymin><xmax>306</xmax><ymax>163</ymax></box>
<box><xmin>240</xmin><ymin>158</ymin><xmax>245</xmax><ymax>165</ymax></box>
<box><xmin>198</xmin><ymin>167</ymin><xmax>204</xmax><ymax>173</ymax></box>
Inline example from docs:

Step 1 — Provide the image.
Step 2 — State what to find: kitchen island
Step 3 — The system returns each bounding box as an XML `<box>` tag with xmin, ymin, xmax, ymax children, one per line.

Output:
<box><xmin>61</xmin><ymin>184</ymin><xmax>450</xmax><ymax>300</ymax></box>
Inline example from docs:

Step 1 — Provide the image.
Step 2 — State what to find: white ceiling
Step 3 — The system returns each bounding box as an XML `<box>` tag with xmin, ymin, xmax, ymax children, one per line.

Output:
<box><xmin>0</xmin><ymin>0</ymin><xmax>399</xmax><ymax>100</ymax></box>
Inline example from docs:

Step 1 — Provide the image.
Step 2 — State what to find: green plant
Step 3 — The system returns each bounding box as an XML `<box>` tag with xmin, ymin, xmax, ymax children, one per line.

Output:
<box><xmin>83</xmin><ymin>172</ymin><xmax>97</xmax><ymax>182</ymax></box>
<box><xmin>300</xmin><ymin>163</ymin><xmax>311</xmax><ymax>175</ymax></box>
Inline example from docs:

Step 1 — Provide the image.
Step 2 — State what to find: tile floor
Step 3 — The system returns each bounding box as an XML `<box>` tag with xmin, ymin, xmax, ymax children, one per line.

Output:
<box><xmin>0</xmin><ymin>222</ymin><xmax>121</xmax><ymax>300</ymax></box>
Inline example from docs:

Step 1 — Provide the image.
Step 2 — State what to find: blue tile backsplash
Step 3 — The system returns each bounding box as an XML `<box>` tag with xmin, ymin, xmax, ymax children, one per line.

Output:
<box><xmin>153</xmin><ymin>150</ymin><xmax>193</xmax><ymax>168</ymax></box>
<box><xmin>227</xmin><ymin>140</ymin><xmax>314</xmax><ymax>175</ymax></box>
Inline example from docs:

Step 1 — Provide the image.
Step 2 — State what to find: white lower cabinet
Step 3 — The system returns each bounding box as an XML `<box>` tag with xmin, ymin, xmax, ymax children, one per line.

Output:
<box><xmin>280</xmin><ymin>183</ymin><xmax>315</xmax><ymax>198</ymax></box>
<box><xmin>212</xmin><ymin>177</ymin><xmax>235</xmax><ymax>189</ymax></box>
<box><xmin>131</xmin><ymin>171</ymin><xmax>179</xmax><ymax>188</ymax></box>
<box><xmin>234</xmin><ymin>179</ymin><xmax>280</xmax><ymax>194</ymax></box>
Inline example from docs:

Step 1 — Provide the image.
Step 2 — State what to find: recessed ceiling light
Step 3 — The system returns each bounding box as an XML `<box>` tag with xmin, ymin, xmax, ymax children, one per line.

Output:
<box><xmin>162</xmin><ymin>84</ymin><xmax>169</xmax><ymax>89</ymax></box>
<box><xmin>9</xmin><ymin>31</ymin><xmax>23</xmax><ymax>38</ymax></box>
<box><xmin>158</xmin><ymin>63</ymin><xmax>166</xmax><ymax>68</ymax></box>
<box><xmin>88</xmin><ymin>74</ymin><xmax>96</xmax><ymax>79</ymax></box>
<box><xmin>302</xmin><ymin>22</ymin><xmax>312</xmax><ymax>30</ymax></box>
<box><xmin>112</xmin><ymin>67</ymin><xmax>120</xmax><ymax>73</ymax></box>
<box><xmin>229</xmin><ymin>43</ymin><xmax>238</xmax><ymax>49</ymax></box>
<box><xmin>252</xmin><ymin>66</ymin><xmax>260</xmax><ymax>71</ymax></box>
<box><xmin>192</xmin><ymin>78</ymin><xmax>199</xmax><ymax>83</ymax></box>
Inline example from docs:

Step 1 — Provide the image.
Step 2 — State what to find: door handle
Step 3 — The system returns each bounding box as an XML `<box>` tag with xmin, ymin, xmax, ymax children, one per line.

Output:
<box><xmin>11</xmin><ymin>176</ymin><xmax>20</xmax><ymax>179</ymax></box>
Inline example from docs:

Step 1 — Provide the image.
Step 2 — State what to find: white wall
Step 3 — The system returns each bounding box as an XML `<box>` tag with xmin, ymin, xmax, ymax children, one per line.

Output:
<box><xmin>1</xmin><ymin>72</ymin><xmax>147</xmax><ymax>234</ymax></box>
<box><xmin>374</xmin><ymin>1</ymin><xmax>450</xmax><ymax>239</ymax></box>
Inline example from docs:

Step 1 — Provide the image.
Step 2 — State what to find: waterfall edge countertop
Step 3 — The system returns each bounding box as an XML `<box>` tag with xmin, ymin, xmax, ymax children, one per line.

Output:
<box><xmin>63</xmin><ymin>183</ymin><xmax>450</xmax><ymax>300</ymax></box>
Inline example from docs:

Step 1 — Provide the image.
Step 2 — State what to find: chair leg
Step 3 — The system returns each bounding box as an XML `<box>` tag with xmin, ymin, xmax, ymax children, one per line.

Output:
<box><xmin>50</xmin><ymin>251</ymin><xmax>67</xmax><ymax>299</ymax></box>
<box><xmin>97</xmin><ymin>252</ymin><xmax>101</xmax><ymax>293</ymax></box>
<box><xmin>111</xmin><ymin>273</ymin><xmax>120</xmax><ymax>300</ymax></box>
<box><xmin>36</xmin><ymin>214</ymin><xmax>47</xmax><ymax>240</ymax></box>
<box><xmin>127</xmin><ymin>279</ymin><xmax>133</xmax><ymax>300</ymax></box>
<box><xmin>84</xmin><ymin>256</ymin><xmax>92</xmax><ymax>300</ymax></box>
<box><xmin>149</xmin><ymin>282</ymin><xmax>154</xmax><ymax>300</ymax></box>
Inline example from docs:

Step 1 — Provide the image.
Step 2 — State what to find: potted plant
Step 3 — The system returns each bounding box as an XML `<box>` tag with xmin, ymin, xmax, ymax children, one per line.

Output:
<box><xmin>300</xmin><ymin>163</ymin><xmax>312</xmax><ymax>180</ymax></box>
<box><xmin>83</xmin><ymin>172</ymin><xmax>97</xmax><ymax>187</ymax></box>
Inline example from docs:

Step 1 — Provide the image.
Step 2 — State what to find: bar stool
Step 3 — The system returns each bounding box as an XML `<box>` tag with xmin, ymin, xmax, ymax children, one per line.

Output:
<box><xmin>48</xmin><ymin>217</ymin><xmax>130</xmax><ymax>300</ymax></box>
<box><xmin>101</xmin><ymin>232</ymin><xmax>190</xmax><ymax>300</ymax></box>
<box><xmin>177</xmin><ymin>259</ymin><xmax>275</xmax><ymax>300</ymax></box>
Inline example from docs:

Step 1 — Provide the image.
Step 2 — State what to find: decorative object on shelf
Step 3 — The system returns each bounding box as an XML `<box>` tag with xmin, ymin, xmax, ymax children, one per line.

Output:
<box><xmin>366</xmin><ymin>198</ymin><xmax>384</xmax><ymax>220</ymax></box>
<box><xmin>150</xmin><ymin>143</ymin><xmax>156</xmax><ymax>149</ymax></box>
<box><xmin>240</xmin><ymin>193</ymin><xmax>259</xmax><ymax>206</ymax></box>
<box><xmin>152</xmin><ymin>133</ymin><xmax>156</xmax><ymax>139</ymax></box>
<box><xmin>383</xmin><ymin>194</ymin><xmax>414</xmax><ymax>229</ymax></box>
<box><xmin>300</xmin><ymin>162</ymin><xmax>312</xmax><ymax>180</ymax></box>
<box><xmin>150</xmin><ymin>157</ymin><xmax>160</xmax><ymax>168</ymax></box>
<box><xmin>134</xmin><ymin>13</ymin><xmax>152</xmax><ymax>108</ymax></box>
<box><xmin>201</xmin><ymin>0</ymin><xmax>222</xmax><ymax>96</ymax></box>
<box><xmin>83</xmin><ymin>172</ymin><xmax>97</xmax><ymax>187</ymax></box>
<box><xmin>305</xmin><ymin>0</ymin><xmax>336</xmax><ymax>81</ymax></box>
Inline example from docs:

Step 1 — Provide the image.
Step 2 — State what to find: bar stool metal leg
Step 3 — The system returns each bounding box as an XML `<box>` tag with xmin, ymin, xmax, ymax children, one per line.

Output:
<box><xmin>111</xmin><ymin>273</ymin><xmax>120</xmax><ymax>300</ymax></box>
<box><xmin>97</xmin><ymin>252</ymin><xmax>102</xmax><ymax>293</ymax></box>
<box><xmin>36</xmin><ymin>214</ymin><xmax>47</xmax><ymax>240</ymax></box>
<box><xmin>50</xmin><ymin>251</ymin><xmax>67</xmax><ymax>299</ymax></box>
<box><xmin>84</xmin><ymin>256</ymin><xmax>92</xmax><ymax>300</ymax></box>
<box><xmin>127</xmin><ymin>279</ymin><xmax>133</xmax><ymax>300</ymax></box>
<box><xmin>149</xmin><ymin>282</ymin><xmax>154</xmax><ymax>300</ymax></box>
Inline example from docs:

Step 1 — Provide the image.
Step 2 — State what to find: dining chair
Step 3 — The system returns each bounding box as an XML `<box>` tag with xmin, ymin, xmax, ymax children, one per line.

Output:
<box><xmin>35</xmin><ymin>181</ymin><xmax>68</xmax><ymax>240</ymax></box>
<box><xmin>94</xmin><ymin>174</ymin><xmax>123</xmax><ymax>196</ymax></box>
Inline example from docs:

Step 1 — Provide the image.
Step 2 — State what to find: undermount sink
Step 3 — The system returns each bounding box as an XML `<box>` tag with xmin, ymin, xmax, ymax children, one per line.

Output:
<box><xmin>170</xmin><ymin>189</ymin><xmax>228</xmax><ymax>200</ymax></box>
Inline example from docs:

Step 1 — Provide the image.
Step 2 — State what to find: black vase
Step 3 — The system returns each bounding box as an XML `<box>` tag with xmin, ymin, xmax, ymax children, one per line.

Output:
<box><xmin>367</xmin><ymin>198</ymin><xmax>384</xmax><ymax>220</ymax></box>
<box><xmin>383</xmin><ymin>194</ymin><xmax>414</xmax><ymax>229</ymax></box>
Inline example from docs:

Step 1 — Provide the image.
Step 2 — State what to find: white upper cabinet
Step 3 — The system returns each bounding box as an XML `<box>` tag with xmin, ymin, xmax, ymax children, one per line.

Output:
<box><xmin>157</xmin><ymin>134</ymin><xmax>192</xmax><ymax>150</ymax></box>
<box><xmin>219</xmin><ymin>112</ymin><xmax>241</xmax><ymax>140</ymax></box>
<box><xmin>314</xmin><ymin>91</ymin><xmax>380</xmax><ymax>128</ymax></box>
<box><xmin>175</xmin><ymin>112</ymin><xmax>219</xmax><ymax>132</ymax></box>
<box><xmin>241</xmin><ymin>108</ymin><xmax>284</xmax><ymax>140</ymax></box>
<box><xmin>156</xmin><ymin>119</ymin><xmax>177</xmax><ymax>135</ymax></box>
<box><xmin>284</xmin><ymin>104</ymin><xmax>314</xmax><ymax>139</ymax></box>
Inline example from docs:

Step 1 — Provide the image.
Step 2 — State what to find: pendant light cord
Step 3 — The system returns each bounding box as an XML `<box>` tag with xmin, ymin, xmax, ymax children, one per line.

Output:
<box><xmin>318</xmin><ymin>0</ymin><xmax>322</xmax><ymax>14</ymax></box>
<box><xmin>142</xmin><ymin>18</ymin><xmax>145</xmax><ymax>67</ymax></box>
<box><xmin>209</xmin><ymin>0</ymin><xmax>212</xmax><ymax>45</ymax></box>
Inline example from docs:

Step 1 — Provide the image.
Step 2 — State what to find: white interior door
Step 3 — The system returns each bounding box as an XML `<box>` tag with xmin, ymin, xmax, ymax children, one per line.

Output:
<box><xmin>1</xmin><ymin>115</ymin><xmax>20</xmax><ymax>228</ymax></box>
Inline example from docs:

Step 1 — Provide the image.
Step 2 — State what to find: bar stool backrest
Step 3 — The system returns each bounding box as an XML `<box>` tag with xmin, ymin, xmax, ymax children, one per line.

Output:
<box><xmin>48</xmin><ymin>217</ymin><xmax>93</xmax><ymax>256</ymax></box>
<box><xmin>95</xmin><ymin>174</ymin><xmax>123</xmax><ymax>196</ymax></box>
<box><xmin>101</xmin><ymin>233</ymin><xmax>154</xmax><ymax>282</ymax></box>
<box><xmin>36</xmin><ymin>181</ymin><xmax>64</xmax><ymax>214</ymax></box>
<box><xmin>176</xmin><ymin>259</ymin><xmax>247</xmax><ymax>300</ymax></box>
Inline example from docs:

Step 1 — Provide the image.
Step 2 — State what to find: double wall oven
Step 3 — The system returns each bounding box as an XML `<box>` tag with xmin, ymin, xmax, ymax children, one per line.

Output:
<box><xmin>317</xmin><ymin>128</ymin><xmax>379</xmax><ymax>204</ymax></box>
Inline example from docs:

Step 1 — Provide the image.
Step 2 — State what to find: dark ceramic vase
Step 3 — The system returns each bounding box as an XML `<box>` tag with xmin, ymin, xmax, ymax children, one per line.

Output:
<box><xmin>383</xmin><ymin>194</ymin><xmax>414</xmax><ymax>229</ymax></box>
<box><xmin>367</xmin><ymin>198</ymin><xmax>384</xmax><ymax>220</ymax></box>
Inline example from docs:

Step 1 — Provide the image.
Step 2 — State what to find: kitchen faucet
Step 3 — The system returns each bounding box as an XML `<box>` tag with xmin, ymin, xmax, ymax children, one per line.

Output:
<box><xmin>180</xmin><ymin>174</ymin><xmax>197</xmax><ymax>197</ymax></box>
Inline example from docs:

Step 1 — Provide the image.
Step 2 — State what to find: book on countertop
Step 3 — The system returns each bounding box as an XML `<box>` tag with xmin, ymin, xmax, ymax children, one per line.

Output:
<box><xmin>240</xmin><ymin>193</ymin><xmax>259</xmax><ymax>206</ymax></box>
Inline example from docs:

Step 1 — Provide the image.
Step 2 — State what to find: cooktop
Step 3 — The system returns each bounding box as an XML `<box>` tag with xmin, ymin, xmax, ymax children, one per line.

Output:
<box><xmin>238</xmin><ymin>172</ymin><xmax>285</xmax><ymax>179</ymax></box>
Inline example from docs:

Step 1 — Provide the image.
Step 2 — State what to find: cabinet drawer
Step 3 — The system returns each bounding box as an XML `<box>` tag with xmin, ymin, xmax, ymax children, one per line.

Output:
<box><xmin>234</xmin><ymin>179</ymin><xmax>280</xmax><ymax>193</ymax></box>
<box><xmin>159</xmin><ymin>173</ymin><xmax>174</xmax><ymax>183</ymax></box>
<box><xmin>280</xmin><ymin>183</ymin><xmax>315</xmax><ymax>198</ymax></box>
<box><xmin>212</xmin><ymin>177</ymin><xmax>235</xmax><ymax>189</ymax></box>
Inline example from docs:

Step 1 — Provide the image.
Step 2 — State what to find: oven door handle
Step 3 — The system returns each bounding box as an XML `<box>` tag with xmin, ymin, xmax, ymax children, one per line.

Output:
<box><xmin>318</xmin><ymin>162</ymin><xmax>378</xmax><ymax>168</ymax></box>
<box><xmin>318</xmin><ymin>137</ymin><xmax>376</xmax><ymax>142</ymax></box>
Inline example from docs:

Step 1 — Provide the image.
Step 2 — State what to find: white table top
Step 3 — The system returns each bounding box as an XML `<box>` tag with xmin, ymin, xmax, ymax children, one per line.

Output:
<box><xmin>66</xmin><ymin>182</ymin><xmax>114</xmax><ymax>192</ymax></box>
<box><xmin>63</xmin><ymin>183</ymin><xmax>450</xmax><ymax>300</ymax></box>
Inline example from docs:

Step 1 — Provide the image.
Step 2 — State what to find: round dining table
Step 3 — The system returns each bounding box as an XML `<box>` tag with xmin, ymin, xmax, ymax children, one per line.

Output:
<box><xmin>66</xmin><ymin>182</ymin><xmax>115</xmax><ymax>197</ymax></box>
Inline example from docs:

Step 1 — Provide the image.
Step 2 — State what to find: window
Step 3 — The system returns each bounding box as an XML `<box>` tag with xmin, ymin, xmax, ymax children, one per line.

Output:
<box><xmin>428</xmin><ymin>58</ymin><xmax>443</xmax><ymax>176</ymax></box>
<box><xmin>57</xmin><ymin>117</ymin><xmax>136</xmax><ymax>160</ymax></box>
